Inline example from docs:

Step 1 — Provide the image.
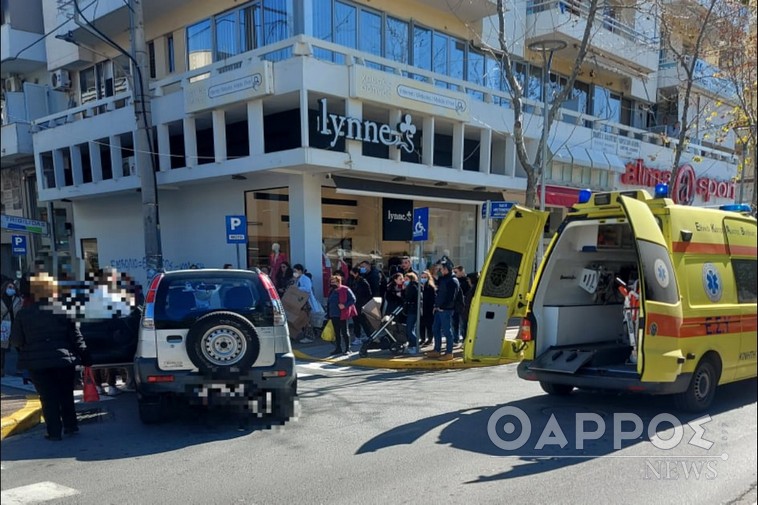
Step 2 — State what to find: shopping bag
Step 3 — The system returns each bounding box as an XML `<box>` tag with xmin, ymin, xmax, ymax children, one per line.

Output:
<box><xmin>321</xmin><ymin>320</ymin><xmax>335</xmax><ymax>342</ymax></box>
<box><xmin>82</xmin><ymin>366</ymin><xmax>100</xmax><ymax>403</ymax></box>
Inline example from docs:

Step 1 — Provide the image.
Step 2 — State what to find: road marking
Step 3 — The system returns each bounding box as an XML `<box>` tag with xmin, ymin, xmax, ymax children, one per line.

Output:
<box><xmin>1</xmin><ymin>482</ymin><xmax>79</xmax><ymax>504</ymax></box>
<box><xmin>297</xmin><ymin>362</ymin><xmax>352</xmax><ymax>373</ymax></box>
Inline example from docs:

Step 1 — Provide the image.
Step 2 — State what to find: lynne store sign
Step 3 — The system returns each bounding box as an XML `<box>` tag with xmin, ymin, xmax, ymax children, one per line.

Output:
<box><xmin>317</xmin><ymin>98</ymin><xmax>417</xmax><ymax>153</ymax></box>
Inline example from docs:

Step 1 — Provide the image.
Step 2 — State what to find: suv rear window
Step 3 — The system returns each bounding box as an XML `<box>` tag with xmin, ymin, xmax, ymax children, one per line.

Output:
<box><xmin>153</xmin><ymin>273</ymin><xmax>273</xmax><ymax>328</ymax></box>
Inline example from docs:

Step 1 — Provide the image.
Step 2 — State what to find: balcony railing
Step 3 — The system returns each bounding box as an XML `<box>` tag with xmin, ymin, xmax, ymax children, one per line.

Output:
<box><xmin>658</xmin><ymin>55</ymin><xmax>738</xmax><ymax>99</ymax></box>
<box><xmin>32</xmin><ymin>35</ymin><xmax>735</xmax><ymax>164</ymax></box>
<box><xmin>527</xmin><ymin>0</ymin><xmax>658</xmax><ymax>47</ymax></box>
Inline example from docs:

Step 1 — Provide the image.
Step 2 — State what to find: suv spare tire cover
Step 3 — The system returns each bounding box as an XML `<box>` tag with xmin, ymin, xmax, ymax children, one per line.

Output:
<box><xmin>185</xmin><ymin>311</ymin><xmax>261</xmax><ymax>374</ymax></box>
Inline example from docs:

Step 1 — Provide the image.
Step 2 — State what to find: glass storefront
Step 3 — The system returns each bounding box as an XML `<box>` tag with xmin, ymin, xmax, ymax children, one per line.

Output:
<box><xmin>244</xmin><ymin>186</ymin><xmax>477</xmax><ymax>275</ymax></box>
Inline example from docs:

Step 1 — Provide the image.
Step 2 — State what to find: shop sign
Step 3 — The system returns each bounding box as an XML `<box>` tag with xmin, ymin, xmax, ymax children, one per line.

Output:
<box><xmin>0</xmin><ymin>214</ymin><xmax>48</xmax><ymax>235</ymax></box>
<box><xmin>184</xmin><ymin>61</ymin><xmax>273</xmax><ymax>113</ymax></box>
<box><xmin>620</xmin><ymin>159</ymin><xmax>735</xmax><ymax>204</ymax></box>
<box><xmin>592</xmin><ymin>130</ymin><xmax>641</xmax><ymax>159</ymax></box>
<box><xmin>383</xmin><ymin>198</ymin><xmax>413</xmax><ymax>241</ymax></box>
<box><xmin>317</xmin><ymin>98</ymin><xmax>416</xmax><ymax>153</ymax></box>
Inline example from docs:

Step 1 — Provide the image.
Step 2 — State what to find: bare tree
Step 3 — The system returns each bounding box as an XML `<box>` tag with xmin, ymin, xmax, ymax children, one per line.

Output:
<box><xmin>657</xmin><ymin>0</ymin><xmax>743</xmax><ymax>194</ymax></box>
<box><xmin>484</xmin><ymin>0</ymin><xmax>602</xmax><ymax>208</ymax></box>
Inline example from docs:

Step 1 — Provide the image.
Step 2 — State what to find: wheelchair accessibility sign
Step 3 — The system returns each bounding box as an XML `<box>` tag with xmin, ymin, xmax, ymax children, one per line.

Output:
<box><xmin>412</xmin><ymin>207</ymin><xmax>428</xmax><ymax>241</ymax></box>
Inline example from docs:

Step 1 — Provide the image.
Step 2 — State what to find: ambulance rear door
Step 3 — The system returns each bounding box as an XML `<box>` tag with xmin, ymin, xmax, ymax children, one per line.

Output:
<box><xmin>618</xmin><ymin>196</ymin><xmax>683</xmax><ymax>383</ymax></box>
<box><xmin>464</xmin><ymin>206</ymin><xmax>548</xmax><ymax>364</ymax></box>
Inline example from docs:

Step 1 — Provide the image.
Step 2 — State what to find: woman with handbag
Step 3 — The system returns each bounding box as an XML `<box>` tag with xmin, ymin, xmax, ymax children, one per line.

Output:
<box><xmin>1</xmin><ymin>279</ymin><xmax>23</xmax><ymax>377</ymax></box>
<box><xmin>326</xmin><ymin>275</ymin><xmax>356</xmax><ymax>355</ymax></box>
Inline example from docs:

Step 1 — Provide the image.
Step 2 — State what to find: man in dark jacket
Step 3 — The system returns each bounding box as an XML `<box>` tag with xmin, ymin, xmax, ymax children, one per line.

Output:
<box><xmin>359</xmin><ymin>261</ymin><xmax>384</xmax><ymax>299</ymax></box>
<box><xmin>426</xmin><ymin>259</ymin><xmax>460</xmax><ymax>361</ymax></box>
<box><xmin>10</xmin><ymin>274</ymin><xmax>92</xmax><ymax>441</ymax></box>
<box><xmin>348</xmin><ymin>267</ymin><xmax>373</xmax><ymax>345</ymax></box>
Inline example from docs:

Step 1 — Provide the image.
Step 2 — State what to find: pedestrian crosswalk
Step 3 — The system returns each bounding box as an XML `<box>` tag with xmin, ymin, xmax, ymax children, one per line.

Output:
<box><xmin>0</xmin><ymin>481</ymin><xmax>80</xmax><ymax>504</ymax></box>
<box><xmin>296</xmin><ymin>361</ymin><xmax>352</xmax><ymax>377</ymax></box>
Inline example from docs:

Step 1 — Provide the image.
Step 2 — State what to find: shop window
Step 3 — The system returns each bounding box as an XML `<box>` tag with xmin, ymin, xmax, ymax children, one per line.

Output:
<box><xmin>81</xmin><ymin>238</ymin><xmax>99</xmax><ymax>273</ymax></box>
<box><xmin>245</xmin><ymin>188</ymin><xmax>291</xmax><ymax>269</ymax></box>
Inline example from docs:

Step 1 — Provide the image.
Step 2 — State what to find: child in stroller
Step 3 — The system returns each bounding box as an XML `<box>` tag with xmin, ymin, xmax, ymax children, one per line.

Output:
<box><xmin>358</xmin><ymin>304</ymin><xmax>407</xmax><ymax>358</ymax></box>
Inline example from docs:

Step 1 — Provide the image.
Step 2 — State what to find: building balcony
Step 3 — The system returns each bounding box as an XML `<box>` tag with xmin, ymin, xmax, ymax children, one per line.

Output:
<box><xmin>1</xmin><ymin>23</ymin><xmax>47</xmax><ymax>74</ymax></box>
<box><xmin>29</xmin><ymin>35</ymin><xmax>736</xmax><ymax>201</ymax></box>
<box><xmin>1</xmin><ymin>122</ymin><xmax>34</xmax><ymax>166</ymax></box>
<box><xmin>525</xmin><ymin>0</ymin><xmax>659</xmax><ymax>75</ymax></box>
<box><xmin>658</xmin><ymin>56</ymin><xmax>738</xmax><ymax>101</ymax></box>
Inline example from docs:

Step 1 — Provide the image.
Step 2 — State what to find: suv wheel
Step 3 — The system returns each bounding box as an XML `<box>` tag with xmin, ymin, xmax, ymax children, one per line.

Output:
<box><xmin>186</xmin><ymin>311</ymin><xmax>261</xmax><ymax>376</ymax></box>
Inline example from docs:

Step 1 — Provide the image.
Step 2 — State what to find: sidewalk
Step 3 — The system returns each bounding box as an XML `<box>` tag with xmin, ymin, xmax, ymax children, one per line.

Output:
<box><xmin>1</xmin><ymin>382</ymin><xmax>41</xmax><ymax>441</ymax></box>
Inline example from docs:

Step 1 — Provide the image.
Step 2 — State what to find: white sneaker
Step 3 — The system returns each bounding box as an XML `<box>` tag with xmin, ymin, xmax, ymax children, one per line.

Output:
<box><xmin>106</xmin><ymin>385</ymin><xmax>119</xmax><ymax>396</ymax></box>
<box><xmin>300</xmin><ymin>338</ymin><xmax>313</xmax><ymax>344</ymax></box>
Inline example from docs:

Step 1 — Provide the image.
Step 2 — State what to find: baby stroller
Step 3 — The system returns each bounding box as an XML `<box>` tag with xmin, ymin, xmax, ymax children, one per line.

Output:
<box><xmin>358</xmin><ymin>304</ymin><xmax>407</xmax><ymax>358</ymax></box>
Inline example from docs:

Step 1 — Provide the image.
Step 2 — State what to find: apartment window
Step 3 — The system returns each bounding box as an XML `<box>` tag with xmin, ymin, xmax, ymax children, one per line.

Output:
<box><xmin>79</xmin><ymin>67</ymin><xmax>97</xmax><ymax>104</ymax></box>
<box><xmin>359</xmin><ymin>9</ymin><xmax>382</xmax><ymax>60</ymax></box>
<box><xmin>385</xmin><ymin>16</ymin><xmax>409</xmax><ymax>65</ymax></box>
<box><xmin>148</xmin><ymin>41</ymin><xmax>156</xmax><ymax>78</ymax></box>
<box><xmin>593</xmin><ymin>85</ymin><xmax>621</xmax><ymax>128</ymax></box>
<box><xmin>412</xmin><ymin>25</ymin><xmax>432</xmax><ymax>80</ymax></box>
<box><xmin>167</xmin><ymin>34</ymin><xmax>175</xmax><ymax>73</ymax></box>
<box><xmin>187</xmin><ymin>18</ymin><xmax>212</xmax><ymax>70</ymax></box>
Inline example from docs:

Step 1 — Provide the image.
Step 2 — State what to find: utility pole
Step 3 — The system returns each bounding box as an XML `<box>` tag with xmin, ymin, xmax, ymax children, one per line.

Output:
<box><xmin>130</xmin><ymin>0</ymin><xmax>163</xmax><ymax>278</ymax></box>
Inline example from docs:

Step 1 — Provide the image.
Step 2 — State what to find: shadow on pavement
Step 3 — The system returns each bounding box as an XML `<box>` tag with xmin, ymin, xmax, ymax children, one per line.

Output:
<box><xmin>356</xmin><ymin>380</ymin><xmax>757</xmax><ymax>483</ymax></box>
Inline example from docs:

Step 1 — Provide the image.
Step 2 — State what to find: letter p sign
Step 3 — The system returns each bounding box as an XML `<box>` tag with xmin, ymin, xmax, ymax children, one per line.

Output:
<box><xmin>11</xmin><ymin>235</ymin><xmax>27</xmax><ymax>256</ymax></box>
<box><xmin>225</xmin><ymin>215</ymin><xmax>247</xmax><ymax>244</ymax></box>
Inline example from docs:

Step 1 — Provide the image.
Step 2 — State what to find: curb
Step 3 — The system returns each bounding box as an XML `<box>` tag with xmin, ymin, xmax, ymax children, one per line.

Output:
<box><xmin>1</xmin><ymin>397</ymin><xmax>42</xmax><ymax>441</ymax></box>
<box><xmin>293</xmin><ymin>349</ymin><xmax>517</xmax><ymax>370</ymax></box>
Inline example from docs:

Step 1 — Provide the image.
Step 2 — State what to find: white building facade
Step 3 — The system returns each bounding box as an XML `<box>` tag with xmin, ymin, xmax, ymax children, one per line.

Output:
<box><xmin>18</xmin><ymin>0</ymin><xmax>740</xmax><ymax>292</ymax></box>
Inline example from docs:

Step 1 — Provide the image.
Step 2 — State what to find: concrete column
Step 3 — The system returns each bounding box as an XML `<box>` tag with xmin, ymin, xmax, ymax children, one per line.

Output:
<box><xmin>288</xmin><ymin>173</ymin><xmax>323</xmax><ymax>300</ymax></box>
<box><xmin>183</xmin><ymin>115</ymin><xmax>198</xmax><ymax>167</ymax></box>
<box><xmin>53</xmin><ymin>149</ymin><xmax>65</xmax><ymax>188</ymax></box>
<box><xmin>345</xmin><ymin>98</ymin><xmax>362</xmax><ymax>159</ymax></box>
<box><xmin>300</xmin><ymin>89</ymin><xmax>310</xmax><ymax>148</ymax></box>
<box><xmin>389</xmin><ymin>109</ymin><xmax>402</xmax><ymax>162</ymax></box>
<box><xmin>213</xmin><ymin>109</ymin><xmax>227</xmax><ymax>163</ymax></box>
<box><xmin>89</xmin><ymin>141</ymin><xmax>103</xmax><ymax>182</ymax></box>
<box><xmin>157</xmin><ymin>123</ymin><xmax>172</xmax><ymax>171</ymax></box>
<box><xmin>479</xmin><ymin>128</ymin><xmax>492</xmax><ymax>174</ymax></box>
<box><xmin>110</xmin><ymin>135</ymin><xmax>123</xmax><ymax>178</ymax></box>
<box><xmin>247</xmin><ymin>100</ymin><xmax>265</xmax><ymax>156</ymax></box>
<box><xmin>452</xmin><ymin>123</ymin><xmax>464</xmax><ymax>170</ymax></box>
<box><xmin>422</xmin><ymin>116</ymin><xmax>434</xmax><ymax>166</ymax></box>
<box><xmin>71</xmin><ymin>146</ymin><xmax>83</xmax><ymax>186</ymax></box>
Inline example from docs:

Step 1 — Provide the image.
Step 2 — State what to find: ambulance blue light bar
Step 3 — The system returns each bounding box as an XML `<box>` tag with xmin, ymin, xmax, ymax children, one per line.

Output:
<box><xmin>578</xmin><ymin>189</ymin><xmax>592</xmax><ymax>204</ymax></box>
<box><xmin>654</xmin><ymin>183</ymin><xmax>668</xmax><ymax>198</ymax></box>
<box><xmin>719</xmin><ymin>204</ymin><xmax>752</xmax><ymax>213</ymax></box>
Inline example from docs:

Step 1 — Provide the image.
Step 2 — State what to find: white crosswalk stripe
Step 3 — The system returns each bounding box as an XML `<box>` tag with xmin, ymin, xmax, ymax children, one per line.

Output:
<box><xmin>1</xmin><ymin>481</ymin><xmax>80</xmax><ymax>504</ymax></box>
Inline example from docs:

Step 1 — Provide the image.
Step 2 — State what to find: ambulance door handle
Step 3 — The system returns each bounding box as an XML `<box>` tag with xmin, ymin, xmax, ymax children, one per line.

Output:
<box><xmin>167</xmin><ymin>335</ymin><xmax>183</xmax><ymax>343</ymax></box>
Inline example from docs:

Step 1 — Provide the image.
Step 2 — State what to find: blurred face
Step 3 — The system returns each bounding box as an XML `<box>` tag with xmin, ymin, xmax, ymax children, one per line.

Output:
<box><xmin>401</xmin><ymin>258</ymin><xmax>411</xmax><ymax>271</ymax></box>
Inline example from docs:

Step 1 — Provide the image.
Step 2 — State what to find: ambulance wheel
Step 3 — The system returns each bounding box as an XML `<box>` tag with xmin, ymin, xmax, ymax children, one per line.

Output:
<box><xmin>675</xmin><ymin>359</ymin><xmax>718</xmax><ymax>412</ymax></box>
<box><xmin>540</xmin><ymin>382</ymin><xmax>574</xmax><ymax>396</ymax></box>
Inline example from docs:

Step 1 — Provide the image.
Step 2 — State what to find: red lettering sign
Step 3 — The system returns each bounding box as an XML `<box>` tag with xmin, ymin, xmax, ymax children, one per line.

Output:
<box><xmin>620</xmin><ymin>159</ymin><xmax>735</xmax><ymax>205</ymax></box>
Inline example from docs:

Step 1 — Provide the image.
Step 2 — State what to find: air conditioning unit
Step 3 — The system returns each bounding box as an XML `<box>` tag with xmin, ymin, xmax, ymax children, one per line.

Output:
<box><xmin>123</xmin><ymin>156</ymin><xmax>136</xmax><ymax>176</ymax></box>
<box><xmin>51</xmin><ymin>69</ymin><xmax>71</xmax><ymax>90</ymax></box>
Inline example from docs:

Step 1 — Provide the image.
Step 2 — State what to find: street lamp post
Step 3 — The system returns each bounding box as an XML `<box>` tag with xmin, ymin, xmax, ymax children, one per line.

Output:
<box><xmin>528</xmin><ymin>39</ymin><xmax>567</xmax><ymax>264</ymax></box>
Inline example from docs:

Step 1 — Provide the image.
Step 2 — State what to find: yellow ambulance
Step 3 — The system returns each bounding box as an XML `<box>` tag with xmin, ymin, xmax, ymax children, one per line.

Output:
<box><xmin>465</xmin><ymin>189</ymin><xmax>757</xmax><ymax>411</ymax></box>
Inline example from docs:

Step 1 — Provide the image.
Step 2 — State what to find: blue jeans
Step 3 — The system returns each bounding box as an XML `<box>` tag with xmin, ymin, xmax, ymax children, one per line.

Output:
<box><xmin>432</xmin><ymin>310</ymin><xmax>454</xmax><ymax>354</ymax></box>
<box><xmin>405</xmin><ymin>312</ymin><xmax>418</xmax><ymax>348</ymax></box>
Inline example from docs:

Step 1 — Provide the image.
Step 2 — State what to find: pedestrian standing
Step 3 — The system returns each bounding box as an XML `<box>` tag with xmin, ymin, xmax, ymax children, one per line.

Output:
<box><xmin>10</xmin><ymin>274</ymin><xmax>93</xmax><ymax>441</ymax></box>
<box><xmin>452</xmin><ymin>265</ymin><xmax>468</xmax><ymax>343</ymax></box>
<box><xmin>384</xmin><ymin>273</ymin><xmax>405</xmax><ymax>320</ymax></box>
<box><xmin>326</xmin><ymin>275</ymin><xmax>356</xmax><ymax>355</ymax></box>
<box><xmin>403</xmin><ymin>272</ymin><xmax>420</xmax><ymax>354</ymax></box>
<box><xmin>418</xmin><ymin>270</ymin><xmax>437</xmax><ymax>347</ymax></box>
<box><xmin>1</xmin><ymin>280</ymin><xmax>23</xmax><ymax>377</ymax></box>
<box><xmin>275</xmin><ymin>261</ymin><xmax>294</xmax><ymax>297</ymax></box>
<box><xmin>348</xmin><ymin>267</ymin><xmax>372</xmax><ymax>346</ymax></box>
<box><xmin>359</xmin><ymin>260</ymin><xmax>383</xmax><ymax>299</ymax></box>
<box><xmin>426</xmin><ymin>259</ymin><xmax>459</xmax><ymax>361</ymax></box>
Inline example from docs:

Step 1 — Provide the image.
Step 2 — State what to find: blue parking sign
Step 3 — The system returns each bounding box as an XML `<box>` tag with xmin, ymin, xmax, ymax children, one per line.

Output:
<box><xmin>11</xmin><ymin>235</ymin><xmax>27</xmax><ymax>256</ymax></box>
<box><xmin>225</xmin><ymin>215</ymin><xmax>247</xmax><ymax>244</ymax></box>
<box><xmin>412</xmin><ymin>208</ymin><xmax>428</xmax><ymax>242</ymax></box>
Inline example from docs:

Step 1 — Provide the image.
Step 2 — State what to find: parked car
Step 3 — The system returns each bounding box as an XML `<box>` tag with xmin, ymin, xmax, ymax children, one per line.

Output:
<box><xmin>133</xmin><ymin>269</ymin><xmax>296</xmax><ymax>424</ymax></box>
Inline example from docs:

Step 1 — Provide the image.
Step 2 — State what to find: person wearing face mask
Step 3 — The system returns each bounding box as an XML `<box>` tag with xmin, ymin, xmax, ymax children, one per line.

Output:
<box><xmin>384</xmin><ymin>273</ymin><xmax>405</xmax><ymax>321</ymax></box>
<box><xmin>326</xmin><ymin>275</ymin><xmax>356</xmax><ymax>355</ymax></box>
<box><xmin>402</xmin><ymin>273</ymin><xmax>420</xmax><ymax>354</ymax></box>
<box><xmin>358</xmin><ymin>260</ymin><xmax>383</xmax><ymax>298</ymax></box>
<box><xmin>418</xmin><ymin>270</ymin><xmax>437</xmax><ymax>347</ymax></box>
<box><xmin>1</xmin><ymin>280</ymin><xmax>23</xmax><ymax>377</ymax></box>
<box><xmin>291</xmin><ymin>264</ymin><xmax>323</xmax><ymax>344</ymax></box>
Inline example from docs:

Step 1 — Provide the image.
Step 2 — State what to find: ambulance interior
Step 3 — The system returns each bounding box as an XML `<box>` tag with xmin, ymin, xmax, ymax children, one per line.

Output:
<box><xmin>530</xmin><ymin>219</ymin><xmax>640</xmax><ymax>371</ymax></box>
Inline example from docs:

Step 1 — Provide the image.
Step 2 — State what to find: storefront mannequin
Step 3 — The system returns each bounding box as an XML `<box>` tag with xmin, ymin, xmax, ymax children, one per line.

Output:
<box><xmin>322</xmin><ymin>243</ymin><xmax>331</xmax><ymax>297</ymax></box>
<box><xmin>337</xmin><ymin>249</ymin><xmax>349</xmax><ymax>279</ymax></box>
<box><xmin>269</xmin><ymin>243</ymin><xmax>288</xmax><ymax>287</ymax></box>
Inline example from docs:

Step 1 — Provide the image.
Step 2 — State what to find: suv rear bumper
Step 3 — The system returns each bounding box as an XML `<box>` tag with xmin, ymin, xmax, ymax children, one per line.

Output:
<box><xmin>517</xmin><ymin>361</ymin><xmax>691</xmax><ymax>395</ymax></box>
<box><xmin>134</xmin><ymin>352</ymin><xmax>296</xmax><ymax>399</ymax></box>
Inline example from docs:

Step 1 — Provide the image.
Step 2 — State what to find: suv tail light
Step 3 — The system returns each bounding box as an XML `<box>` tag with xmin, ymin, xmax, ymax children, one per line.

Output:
<box><xmin>259</xmin><ymin>274</ymin><xmax>286</xmax><ymax>326</ymax></box>
<box><xmin>517</xmin><ymin>319</ymin><xmax>533</xmax><ymax>342</ymax></box>
<box><xmin>142</xmin><ymin>273</ymin><xmax>164</xmax><ymax>329</ymax></box>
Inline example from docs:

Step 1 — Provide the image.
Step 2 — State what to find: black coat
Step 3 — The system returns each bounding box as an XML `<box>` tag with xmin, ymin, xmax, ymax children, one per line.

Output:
<box><xmin>365</xmin><ymin>267</ymin><xmax>383</xmax><ymax>298</ymax></box>
<box><xmin>10</xmin><ymin>303</ymin><xmax>91</xmax><ymax>371</ymax></box>
<box><xmin>350</xmin><ymin>276</ymin><xmax>372</xmax><ymax>313</ymax></box>
<box><xmin>421</xmin><ymin>283</ymin><xmax>436</xmax><ymax>322</ymax></box>
<box><xmin>403</xmin><ymin>281</ymin><xmax>419</xmax><ymax>314</ymax></box>
<box><xmin>435</xmin><ymin>273</ymin><xmax>460</xmax><ymax>311</ymax></box>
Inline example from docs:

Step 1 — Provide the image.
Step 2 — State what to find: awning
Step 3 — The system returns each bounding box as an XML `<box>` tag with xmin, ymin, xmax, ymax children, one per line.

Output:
<box><xmin>549</xmin><ymin>136</ymin><xmax>625</xmax><ymax>172</ymax></box>
<box><xmin>603</xmin><ymin>152</ymin><xmax>625</xmax><ymax>173</ymax></box>
<box><xmin>537</xmin><ymin>185</ymin><xmax>581</xmax><ymax>208</ymax></box>
<box><xmin>568</xmin><ymin>146</ymin><xmax>595</xmax><ymax>169</ymax></box>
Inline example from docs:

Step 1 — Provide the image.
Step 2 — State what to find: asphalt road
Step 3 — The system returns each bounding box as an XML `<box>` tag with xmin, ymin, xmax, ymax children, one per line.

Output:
<box><xmin>1</xmin><ymin>362</ymin><xmax>756</xmax><ymax>505</ymax></box>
